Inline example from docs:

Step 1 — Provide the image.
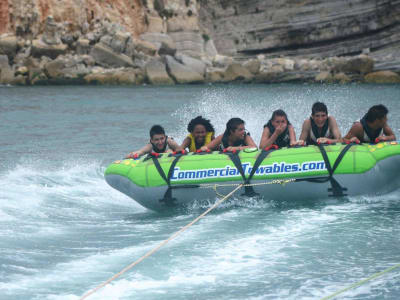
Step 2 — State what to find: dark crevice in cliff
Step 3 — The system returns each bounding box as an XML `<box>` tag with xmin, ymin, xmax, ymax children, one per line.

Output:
<box><xmin>237</xmin><ymin>21</ymin><xmax>400</xmax><ymax>57</ymax></box>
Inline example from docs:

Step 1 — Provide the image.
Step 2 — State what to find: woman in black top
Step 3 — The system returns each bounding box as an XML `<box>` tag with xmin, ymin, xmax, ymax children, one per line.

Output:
<box><xmin>202</xmin><ymin>117</ymin><xmax>257</xmax><ymax>151</ymax></box>
<box><xmin>259</xmin><ymin>109</ymin><xmax>296</xmax><ymax>149</ymax></box>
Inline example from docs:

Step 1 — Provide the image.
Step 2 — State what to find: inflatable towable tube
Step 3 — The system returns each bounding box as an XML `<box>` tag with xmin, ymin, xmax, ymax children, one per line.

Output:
<box><xmin>105</xmin><ymin>142</ymin><xmax>400</xmax><ymax>211</ymax></box>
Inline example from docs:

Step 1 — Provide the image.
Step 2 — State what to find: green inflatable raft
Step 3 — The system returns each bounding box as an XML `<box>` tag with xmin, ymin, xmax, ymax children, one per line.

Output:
<box><xmin>105</xmin><ymin>142</ymin><xmax>400</xmax><ymax>211</ymax></box>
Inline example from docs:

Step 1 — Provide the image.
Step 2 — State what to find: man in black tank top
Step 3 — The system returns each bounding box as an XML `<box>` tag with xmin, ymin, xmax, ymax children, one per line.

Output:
<box><xmin>298</xmin><ymin>102</ymin><xmax>341</xmax><ymax>145</ymax></box>
<box><xmin>344</xmin><ymin>104</ymin><xmax>396</xmax><ymax>143</ymax></box>
<box><xmin>126</xmin><ymin>125</ymin><xmax>182</xmax><ymax>158</ymax></box>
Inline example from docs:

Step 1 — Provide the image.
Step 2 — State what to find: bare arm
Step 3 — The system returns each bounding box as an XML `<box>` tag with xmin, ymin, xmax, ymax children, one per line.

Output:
<box><xmin>225</xmin><ymin>135</ymin><xmax>257</xmax><ymax>151</ymax></box>
<box><xmin>259</xmin><ymin>127</ymin><xmax>272</xmax><ymax>149</ymax></box>
<box><xmin>379</xmin><ymin>123</ymin><xmax>396</xmax><ymax>141</ymax></box>
<box><xmin>167</xmin><ymin>137</ymin><xmax>183</xmax><ymax>152</ymax></box>
<box><xmin>202</xmin><ymin>134</ymin><xmax>223</xmax><ymax>151</ymax></box>
<box><xmin>180</xmin><ymin>136</ymin><xmax>191</xmax><ymax>151</ymax></box>
<box><xmin>328</xmin><ymin>116</ymin><xmax>342</xmax><ymax>141</ymax></box>
<box><xmin>343</xmin><ymin>122</ymin><xmax>363</xmax><ymax>143</ymax></box>
<box><xmin>125</xmin><ymin>143</ymin><xmax>152</xmax><ymax>158</ymax></box>
<box><xmin>288</xmin><ymin>125</ymin><xmax>297</xmax><ymax>146</ymax></box>
<box><xmin>318</xmin><ymin>116</ymin><xmax>342</xmax><ymax>143</ymax></box>
<box><xmin>298</xmin><ymin>119</ymin><xmax>311</xmax><ymax>145</ymax></box>
<box><xmin>243</xmin><ymin>134</ymin><xmax>257</xmax><ymax>149</ymax></box>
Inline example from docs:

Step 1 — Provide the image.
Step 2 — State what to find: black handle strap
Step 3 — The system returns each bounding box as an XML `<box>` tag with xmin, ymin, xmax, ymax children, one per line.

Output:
<box><xmin>315</xmin><ymin>143</ymin><xmax>354</xmax><ymax>197</ymax></box>
<box><xmin>151</xmin><ymin>154</ymin><xmax>184</xmax><ymax>206</ymax></box>
<box><xmin>224</xmin><ymin>151</ymin><xmax>259</xmax><ymax>197</ymax></box>
<box><xmin>247</xmin><ymin>148</ymin><xmax>277</xmax><ymax>184</ymax></box>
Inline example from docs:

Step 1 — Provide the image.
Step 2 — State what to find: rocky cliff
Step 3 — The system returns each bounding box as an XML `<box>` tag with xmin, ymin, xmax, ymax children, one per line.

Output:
<box><xmin>199</xmin><ymin>0</ymin><xmax>400</xmax><ymax>64</ymax></box>
<box><xmin>1</xmin><ymin>0</ymin><xmax>400</xmax><ymax>85</ymax></box>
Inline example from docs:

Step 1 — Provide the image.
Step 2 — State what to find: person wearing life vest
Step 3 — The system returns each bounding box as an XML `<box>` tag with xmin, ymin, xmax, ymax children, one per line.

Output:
<box><xmin>125</xmin><ymin>125</ymin><xmax>182</xmax><ymax>158</ymax></box>
<box><xmin>344</xmin><ymin>104</ymin><xmax>396</xmax><ymax>144</ymax></box>
<box><xmin>298</xmin><ymin>102</ymin><xmax>342</xmax><ymax>145</ymax></box>
<box><xmin>259</xmin><ymin>109</ymin><xmax>296</xmax><ymax>149</ymax></box>
<box><xmin>180</xmin><ymin>116</ymin><xmax>215</xmax><ymax>152</ymax></box>
<box><xmin>202</xmin><ymin>117</ymin><xmax>257</xmax><ymax>152</ymax></box>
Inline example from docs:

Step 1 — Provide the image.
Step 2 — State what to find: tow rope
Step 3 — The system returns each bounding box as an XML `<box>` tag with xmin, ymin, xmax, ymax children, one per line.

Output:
<box><xmin>79</xmin><ymin>184</ymin><xmax>244</xmax><ymax>300</ymax></box>
<box><xmin>321</xmin><ymin>263</ymin><xmax>400</xmax><ymax>300</ymax></box>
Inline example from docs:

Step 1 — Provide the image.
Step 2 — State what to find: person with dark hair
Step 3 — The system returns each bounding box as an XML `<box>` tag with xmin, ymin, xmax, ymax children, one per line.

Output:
<box><xmin>125</xmin><ymin>124</ymin><xmax>182</xmax><ymax>158</ymax></box>
<box><xmin>298</xmin><ymin>102</ymin><xmax>341</xmax><ymax>145</ymax></box>
<box><xmin>259</xmin><ymin>109</ymin><xmax>296</xmax><ymax>149</ymax></box>
<box><xmin>202</xmin><ymin>117</ymin><xmax>257</xmax><ymax>151</ymax></box>
<box><xmin>180</xmin><ymin>116</ymin><xmax>215</xmax><ymax>152</ymax></box>
<box><xmin>344</xmin><ymin>104</ymin><xmax>396</xmax><ymax>143</ymax></box>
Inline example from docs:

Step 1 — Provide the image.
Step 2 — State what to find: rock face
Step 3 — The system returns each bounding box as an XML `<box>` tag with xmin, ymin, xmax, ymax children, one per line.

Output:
<box><xmin>1</xmin><ymin>0</ymin><xmax>147</xmax><ymax>38</ymax></box>
<box><xmin>198</xmin><ymin>0</ymin><xmax>400</xmax><ymax>60</ymax></box>
<box><xmin>0</xmin><ymin>54</ymin><xmax>14</xmax><ymax>83</ymax></box>
<box><xmin>145</xmin><ymin>58</ymin><xmax>174</xmax><ymax>85</ymax></box>
<box><xmin>364</xmin><ymin>71</ymin><xmax>400</xmax><ymax>83</ymax></box>
<box><xmin>165</xmin><ymin>55</ymin><xmax>204</xmax><ymax>83</ymax></box>
<box><xmin>0</xmin><ymin>0</ymin><xmax>400</xmax><ymax>85</ymax></box>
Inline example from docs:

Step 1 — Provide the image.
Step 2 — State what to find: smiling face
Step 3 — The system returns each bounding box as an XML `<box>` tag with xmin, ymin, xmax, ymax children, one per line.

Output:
<box><xmin>192</xmin><ymin>124</ymin><xmax>207</xmax><ymax>144</ymax></box>
<box><xmin>150</xmin><ymin>134</ymin><xmax>166</xmax><ymax>151</ymax></box>
<box><xmin>231</xmin><ymin>123</ymin><xmax>246</xmax><ymax>140</ymax></box>
<box><xmin>312</xmin><ymin>111</ymin><xmax>328</xmax><ymax>128</ymax></box>
<box><xmin>271</xmin><ymin>115</ymin><xmax>287</xmax><ymax>129</ymax></box>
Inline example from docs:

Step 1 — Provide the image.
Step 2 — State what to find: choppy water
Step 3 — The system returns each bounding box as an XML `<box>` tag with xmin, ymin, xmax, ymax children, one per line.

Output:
<box><xmin>1</xmin><ymin>84</ymin><xmax>399</xmax><ymax>300</ymax></box>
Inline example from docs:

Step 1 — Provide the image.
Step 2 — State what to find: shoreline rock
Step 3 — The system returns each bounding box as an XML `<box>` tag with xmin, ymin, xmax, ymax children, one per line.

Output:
<box><xmin>0</xmin><ymin>2</ymin><xmax>399</xmax><ymax>86</ymax></box>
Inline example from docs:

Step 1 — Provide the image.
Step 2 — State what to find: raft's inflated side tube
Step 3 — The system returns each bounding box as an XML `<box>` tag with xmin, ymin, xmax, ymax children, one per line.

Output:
<box><xmin>105</xmin><ymin>142</ymin><xmax>400</xmax><ymax>211</ymax></box>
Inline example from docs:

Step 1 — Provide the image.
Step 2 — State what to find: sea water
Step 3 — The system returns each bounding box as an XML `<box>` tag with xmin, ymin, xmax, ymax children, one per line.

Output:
<box><xmin>0</xmin><ymin>84</ymin><xmax>399</xmax><ymax>300</ymax></box>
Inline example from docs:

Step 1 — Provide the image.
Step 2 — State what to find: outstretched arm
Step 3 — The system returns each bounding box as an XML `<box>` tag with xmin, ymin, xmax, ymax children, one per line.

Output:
<box><xmin>243</xmin><ymin>134</ymin><xmax>257</xmax><ymax>149</ymax></box>
<box><xmin>259</xmin><ymin>127</ymin><xmax>272</xmax><ymax>149</ymax></box>
<box><xmin>180</xmin><ymin>137</ymin><xmax>191</xmax><ymax>151</ymax></box>
<box><xmin>167</xmin><ymin>137</ymin><xmax>183</xmax><ymax>152</ymax></box>
<box><xmin>378</xmin><ymin>123</ymin><xmax>396</xmax><ymax>142</ymax></box>
<box><xmin>297</xmin><ymin>119</ymin><xmax>310</xmax><ymax>145</ymax></box>
<box><xmin>201</xmin><ymin>135</ymin><xmax>223</xmax><ymax>151</ymax></box>
<box><xmin>343</xmin><ymin>122</ymin><xmax>362</xmax><ymax>143</ymax></box>
<box><xmin>125</xmin><ymin>143</ymin><xmax>152</xmax><ymax>158</ymax></box>
<box><xmin>288</xmin><ymin>125</ymin><xmax>297</xmax><ymax>146</ymax></box>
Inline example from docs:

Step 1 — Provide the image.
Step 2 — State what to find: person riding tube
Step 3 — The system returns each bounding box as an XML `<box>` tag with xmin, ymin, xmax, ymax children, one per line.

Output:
<box><xmin>259</xmin><ymin>109</ymin><xmax>296</xmax><ymax>149</ymax></box>
<box><xmin>202</xmin><ymin>117</ymin><xmax>257</xmax><ymax>152</ymax></box>
<box><xmin>180</xmin><ymin>116</ymin><xmax>215</xmax><ymax>152</ymax></box>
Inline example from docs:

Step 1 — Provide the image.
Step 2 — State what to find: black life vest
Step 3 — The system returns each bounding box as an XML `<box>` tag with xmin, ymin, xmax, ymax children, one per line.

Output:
<box><xmin>264</xmin><ymin>121</ymin><xmax>290</xmax><ymax>148</ymax></box>
<box><xmin>360</xmin><ymin>115</ymin><xmax>383</xmax><ymax>143</ymax></box>
<box><xmin>307</xmin><ymin>117</ymin><xmax>330</xmax><ymax>145</ymax></box>
<box><xmin>221</xmin><ymin>132</ymin><xmax>248</xmax><ymax>150</ymax></box>
<box><xmin>151</xmin><ymin>136</ymin><xmax>169</xmax><ymax>153</ymax></box>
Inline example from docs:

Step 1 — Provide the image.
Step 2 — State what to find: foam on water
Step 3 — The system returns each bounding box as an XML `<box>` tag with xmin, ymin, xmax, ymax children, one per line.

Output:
<box><xmin>0</xmin><ymin>159</ymin><xmax>139</xmax><ymax>219</ymax></box>
<box><xmin>2</xmin><ymin>84</ymin><xmax>400</xmax><ymax>300</ymax></box>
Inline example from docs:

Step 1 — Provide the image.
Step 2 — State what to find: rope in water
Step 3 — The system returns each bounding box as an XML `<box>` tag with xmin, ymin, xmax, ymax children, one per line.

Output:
<box><xmin>321</xmin><ymin>263</ymin><xmax>400</xmax><ymax>300</ymax></box>
<box><xmin>80</xmin><ymin>183</ymin><xmax>244</xmax><ymax>300</ymax></box>
<box><xmin>199</xmin><ymin>178</ymin><xmax>296</xmax><ymax>198</ymax></box>
<box><xmin>199</xmin><ymin>178</ymin><xmax>296</xmax><ymax>189</ymax></box>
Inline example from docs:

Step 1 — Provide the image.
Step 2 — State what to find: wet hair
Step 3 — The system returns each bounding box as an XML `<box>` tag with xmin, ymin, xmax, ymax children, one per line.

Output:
<box><xmin>223</xmin><ymin>117</ymin><xmax>245</xmax><ymax>137</ymax></box>
<box><xmin>269</xmin><ymin>109</ymin><xmax>290</xmax><ymax>124</ymax></box>
<box><xmin>187</xmin><ymin>116</ymin><xmax>215</xmax><ymax>133</ymax></box>
<box><xmin>365</xmin><ymin>104</ymin><xmax>388</xmax><ymax>122</ymax></box>
<box><xmin>149</xmin><ymin>125</ymin><xmax>165</xmax><ymax>138</ymax></box>
<box><xmin>312</xmin><ymin>102</ymin><xmax>328</xmax><ymax>115</ymax></box>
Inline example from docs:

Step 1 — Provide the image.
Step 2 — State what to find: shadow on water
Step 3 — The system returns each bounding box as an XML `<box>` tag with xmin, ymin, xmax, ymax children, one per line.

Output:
<box><xmin>123</xmin><ymin>194</ymin><xmax>353</xmax><ymax>220</ymax></box>
<box><xmin>121</xmin><ymin>187</ymin><xmax>400</xmax><ymax>222</ymax></box>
